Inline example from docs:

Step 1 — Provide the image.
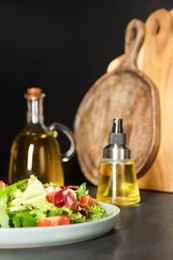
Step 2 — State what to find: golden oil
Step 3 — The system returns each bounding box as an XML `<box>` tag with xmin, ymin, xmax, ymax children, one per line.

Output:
<box><xmin>8</xmin><ymin>131</ymin><xmax>64</xmax><ymax>186</ymax></box>
<box><xmin>96</xmin><ymin>159</ymin><xmax>140</xmax><ymax>206</ymax></box>
<box><xmin>96</xmin><ymin>118</ymin><xmax>141</xmax><ymax>206</ymax></box>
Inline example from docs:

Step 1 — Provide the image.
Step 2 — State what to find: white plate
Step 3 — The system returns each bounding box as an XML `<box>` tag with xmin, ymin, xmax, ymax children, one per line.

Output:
<box><xmin>0</xmin><ymin>202</ymin><xmax>120</xmax><ymax>249</ymax></box>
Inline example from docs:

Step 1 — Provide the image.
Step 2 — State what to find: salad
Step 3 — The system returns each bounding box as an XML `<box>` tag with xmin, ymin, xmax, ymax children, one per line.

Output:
<box><xmin>0</xmin><ymin>175</ymin><xmax>108</xmax><ymax>228</ymax></box>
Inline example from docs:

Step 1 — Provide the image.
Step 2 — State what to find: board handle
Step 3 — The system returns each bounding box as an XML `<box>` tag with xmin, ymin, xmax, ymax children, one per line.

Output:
<box><xmin>146</xmin><ymin>8</ymin><xmax>173</xmax><ymax>35</ymax></box>
<box><xmin>120</xmin><ymin>19</ymin><xmax>145</xmax><ymax>70</ymax></box>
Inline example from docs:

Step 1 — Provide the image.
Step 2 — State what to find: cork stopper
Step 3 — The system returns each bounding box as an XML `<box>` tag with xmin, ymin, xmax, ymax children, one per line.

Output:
<box><xmin>27</xmin><ymin>88</ymin><xmax>43</xmax><ymax>100</ymax></box>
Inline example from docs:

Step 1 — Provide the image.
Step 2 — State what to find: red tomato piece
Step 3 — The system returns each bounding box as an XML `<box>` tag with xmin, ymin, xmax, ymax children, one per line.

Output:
<box><xmin>80</xmin><ymin>196</ymin><xmax>96</xmax><ymax>206</ymax></box>
<box><xmin>37</xmin><ymin>216</ymin><xmax>70</xmax><ymax>227</ymax></box>
<box><xmin>0</xmin><ymin>180</ymin><xmax>6</xmax><ymax>188</ymax></box>
<box><xmin>46</xmin><ymin>191</ymin><xmax>57</xmax><ymax>204</ymax></box>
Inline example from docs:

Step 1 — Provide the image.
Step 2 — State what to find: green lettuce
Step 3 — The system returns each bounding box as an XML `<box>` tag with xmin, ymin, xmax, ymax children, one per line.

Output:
<box><xmin>0</xmin><ymin>193</ymin><xmax>9</xmax><ymax>227</ymax></box>
<box><xmin>0</xmin><ymin>176</ymin><xmax>108</xmax><ymax>228</ymax></box>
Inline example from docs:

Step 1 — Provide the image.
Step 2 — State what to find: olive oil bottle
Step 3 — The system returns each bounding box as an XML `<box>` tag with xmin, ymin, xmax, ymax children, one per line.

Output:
<box><xmin>8</xmin><ymin>88</ymin><xmax>76</xmax><ymax>185</ymax></box>
<box><xmin>96</xmin><ymin>118</ymin><xmax>140</xmax><ymax>206</ymax></box>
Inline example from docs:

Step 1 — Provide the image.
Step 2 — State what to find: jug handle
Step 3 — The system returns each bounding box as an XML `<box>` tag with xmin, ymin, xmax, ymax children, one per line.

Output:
<box><xmin>48</xmin><ymin>122</ymin><xmax>76</xmax><ymax>162</ymax></box>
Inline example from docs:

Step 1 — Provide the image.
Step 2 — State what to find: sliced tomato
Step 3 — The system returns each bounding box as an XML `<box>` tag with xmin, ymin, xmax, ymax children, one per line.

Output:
<box><xmin>80</xmin><ymin>196</ymin><xmax>97</xmax><ymax>206</ymax></box>
<box><xmin>46</xmin><ymin>191</ymin><xmax>57</xmax><ymax>204</ymax></box>
<box><xmin>0</xmin><ymin>180</ymin><xmax>6</xmax><ymax>188</ymax></box>
<box><xmin>37</xmin><ymin>216</ymin><xmax>70</xmax><ymax>227</ymax></box>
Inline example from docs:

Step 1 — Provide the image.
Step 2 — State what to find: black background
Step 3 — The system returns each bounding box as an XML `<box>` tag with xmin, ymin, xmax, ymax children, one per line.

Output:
<box><xmin>0</xmin><ymin>0</ymin><xmax>172</xmax><ymax>185</ymax></box>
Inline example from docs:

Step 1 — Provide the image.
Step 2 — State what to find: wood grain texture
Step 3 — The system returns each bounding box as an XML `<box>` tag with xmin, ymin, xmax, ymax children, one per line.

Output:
<box><xmin>74</xmin><ymin>19</ymin><xmax>160</xmax><ymax>185</ymax></box>
<box><xmin>107</xmin><ymin>8</ymin><xmax>173</xmax><ymax>192</ymax></box>
<box><xmin>137</xmin><ymin>9</ymin><xmax>173</xmax><ymax>192</ymax></box>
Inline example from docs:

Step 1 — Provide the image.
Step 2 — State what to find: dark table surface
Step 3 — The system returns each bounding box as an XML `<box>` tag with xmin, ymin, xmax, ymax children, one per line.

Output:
<box><xmin>1</xmin><ymin>185</ymin><xmax>173</xmax><ymax>260</ymax></box>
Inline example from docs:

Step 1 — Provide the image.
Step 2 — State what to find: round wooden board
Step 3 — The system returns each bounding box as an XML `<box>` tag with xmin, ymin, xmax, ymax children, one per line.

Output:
<box><xmin>74</xmin><ymin>19</ymin><xmax>160</xmax><ymax>185</ymax></box>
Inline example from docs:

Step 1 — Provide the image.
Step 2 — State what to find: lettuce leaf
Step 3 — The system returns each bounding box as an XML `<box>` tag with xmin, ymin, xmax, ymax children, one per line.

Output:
<box><xmin>87</xmin><ymin>204</ymin><xmax>107</xmax><ymax>221</ymax></box>
<box><xmin>0</xmin><ymin>193</ymin><xmax>9</xmax><ymax>227</ymax></box>
<box><xmin>10</xmin><ymin>210</ymin><xmax>37</xmax><ymax>227</ymax></box>
<box><xmin>74</xmin><ymin>182</ymin><xmax>89</xmax><ymax>201</ymax></box>
<box><xmin>0</xmin><ymin>178</ymin><xmax>28</xmax><ymax>227</ymax></box>
<box><xmin>9</xmin><ymin>175</ymin><xmax>47</xmax><ymax>208</ymax></box>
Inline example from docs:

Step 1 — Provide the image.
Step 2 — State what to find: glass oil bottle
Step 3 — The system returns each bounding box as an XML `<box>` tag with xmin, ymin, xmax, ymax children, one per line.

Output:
<box><xmin>8</xmin><ymin>88</ymin><xmax>76</xmax><ymax>185</ymax></box>
<box><xmin>96</xmin><ymin>118</ymin><xmax>140</xmax><ymax>206</ymax></box>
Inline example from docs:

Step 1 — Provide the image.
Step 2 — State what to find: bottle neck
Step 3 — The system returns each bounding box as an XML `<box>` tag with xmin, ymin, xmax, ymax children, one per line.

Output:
<box><xmin>25</xmin><ymin>93</ymin><xmax>45</xmax><ymax>125</ymax></box>
<box><xmin>103</xmin><ymin>144</ymin><xmax>130</xmax><ymax>160</ymax></box>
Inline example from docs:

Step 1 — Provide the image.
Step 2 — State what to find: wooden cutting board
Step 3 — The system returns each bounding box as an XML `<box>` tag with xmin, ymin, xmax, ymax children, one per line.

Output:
<box><xmin>74</xmin><ymin>19</ymin><xmax>160</xmax><ymax>186</ymax></box>
<box><xmin>107</xmin><ymin>8</ymin><xmax>173</xmax><ymax>192</ymax></box>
